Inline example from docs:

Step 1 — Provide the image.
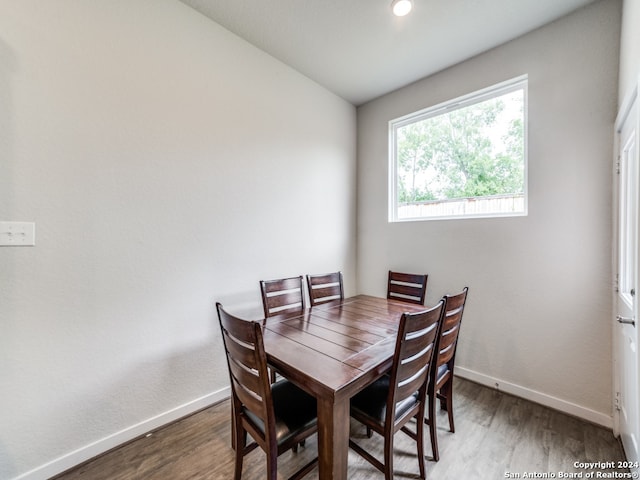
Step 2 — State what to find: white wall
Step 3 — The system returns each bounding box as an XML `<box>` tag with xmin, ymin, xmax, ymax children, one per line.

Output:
<box><xmin>0</xmin><ymin>1</ymin><xmax>356</xmax><ymax>479</ymax></box>
<box><xmin>357</xmin><ymin>0</ymin><xmax>621</xmax><ymax>424</ymax></box>
<box><xmin>619</xmin><ymin>0</ymin><xmax>640</xmax><ymax>105</ymax></box>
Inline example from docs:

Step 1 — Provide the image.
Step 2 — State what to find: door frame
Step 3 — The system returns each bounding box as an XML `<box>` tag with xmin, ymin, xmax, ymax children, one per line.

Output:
<box><xmin>613</xmin><ymin>76</ymin><xmax>639</xmax><ymax>449</ymax></box>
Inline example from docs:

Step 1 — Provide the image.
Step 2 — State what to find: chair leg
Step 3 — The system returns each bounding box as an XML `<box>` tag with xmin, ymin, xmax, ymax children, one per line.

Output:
<box><xmin>384</xmin><ymin>434</ymin><xmax>394</xmax><ymax>480</ymax></box>
<box><xmin>234</xmin><ymin>427</ymin><xmax>246</xmax><ymax>480</ymax></box>
<box><xmin>292</xmin><ymin>438</ymin><xmax>306</xmax><ymax>453</ymax></box>
<box><xmin>439</xmin><ymin>391</ymin><xmax>447</xmax><ymax>411</ymax></box>
<box><xmin>441</xmin><ymin>379</ymin><xmax>455</xmax><ymax>433</ymax></box>
<box><xmin>266</xmin><ymin>444</ymin><xmax>278</xmax><ymax>480</ymax></box>
<box><xmin>426</xmin><ymin>389</ymin><xmax>440</xmax><ymax>462</ymax></box>
<box><xmin>416</xmin><ymin>414</ymin><xmax>426</xmax><ymax>479</ymax></box>
<box><xmin>230</xmin><ymin>403</ymin><xmax>236</xmax><ymax>450</ymax></box>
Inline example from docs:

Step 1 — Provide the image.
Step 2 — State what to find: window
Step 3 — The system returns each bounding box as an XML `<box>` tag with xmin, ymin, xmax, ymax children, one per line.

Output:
<box><xmin>619</xmin><ymin>121</ymin><xmax>637</xmax><ymax>308</ymax></box>
<box><xmin>389</xmin><ymin>76</ymin><xmax>527</xmax><ymax>221</ymax></box>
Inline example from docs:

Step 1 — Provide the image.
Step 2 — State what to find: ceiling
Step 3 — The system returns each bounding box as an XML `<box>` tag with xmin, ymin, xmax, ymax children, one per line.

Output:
<box><xmin>179</xmin><ymin>0</ymin><xmax>598</xmax><ymax>106</ymax></box>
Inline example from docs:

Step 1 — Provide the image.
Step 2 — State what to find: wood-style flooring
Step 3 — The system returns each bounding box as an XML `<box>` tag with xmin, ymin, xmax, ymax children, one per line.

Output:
<box><xmin>52</xmin><ymin>378</ymin><xmax>627</xmax><ymax>479</ymax></box>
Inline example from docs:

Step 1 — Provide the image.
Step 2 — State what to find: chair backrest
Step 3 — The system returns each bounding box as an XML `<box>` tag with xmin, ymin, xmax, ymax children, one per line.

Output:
<box><xmin>216</xmin><ymin>303</ymin><xmax>276</xmax><ymax>441</ymax></box>
<box><xmin>434</xmin><ymin>287</ymin><xmax>469</xmax><ymax>373</ymax></box>
<box><xmin>260</xmin><ymin>276</ymin><xmax>305</xmax><ymax>318</ymax></box>
<box><xmin>387</xmin><ymin>270</ymin><xmax>428</xmax><ymax>305</ymax></box>
<box><xmin>387</xmin><ymin>300</ymin><xmax>443</xmax><ymax>422</ymax></box>
<box><xmin>306</xmin><ymin>271</ymin><xmax>344</xmax><ymax>307</ymax></box>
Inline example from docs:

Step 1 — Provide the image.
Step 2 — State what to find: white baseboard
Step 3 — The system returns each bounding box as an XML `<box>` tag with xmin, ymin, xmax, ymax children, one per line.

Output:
<box><xmin>11</xmin><ymin>387</ymin><xmax>231</xmax><ymax>480</ymax></box>
<box><xmin>455</xmin><ymin>366</ymin><xmax>613</xmax><ymax>428</ymax></box>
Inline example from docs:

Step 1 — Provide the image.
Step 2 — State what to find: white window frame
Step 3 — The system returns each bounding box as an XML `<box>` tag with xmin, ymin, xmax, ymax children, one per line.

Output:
<box><xmin>389</xmin><ymin>75</ymin><xmax>528</xmax><ymax>222</ymax></box>
<box><xmin>619</xmin><ymin>125</ymin><xmax>638</xmax><ymax>309</ymax></box>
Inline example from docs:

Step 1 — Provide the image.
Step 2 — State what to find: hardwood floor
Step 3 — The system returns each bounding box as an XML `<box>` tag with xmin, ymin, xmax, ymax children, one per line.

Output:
<box><xmin>52</xmin><ymin>378</ymin><xmax>627</xmax><ymax>479</ymax></box>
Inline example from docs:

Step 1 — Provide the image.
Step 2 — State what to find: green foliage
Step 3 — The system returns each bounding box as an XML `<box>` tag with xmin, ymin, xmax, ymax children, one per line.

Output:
<box><xmin>396</xmin><ymin>90</ymin><xmax>524</xmax><ymax>204</ymax></box>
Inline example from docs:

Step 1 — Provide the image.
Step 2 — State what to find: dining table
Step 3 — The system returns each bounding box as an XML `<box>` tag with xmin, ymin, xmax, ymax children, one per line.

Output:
<box><xmin>261</xmin><ymin>294</ymin><xmax>428</xmax><ymax>480</ymax></box>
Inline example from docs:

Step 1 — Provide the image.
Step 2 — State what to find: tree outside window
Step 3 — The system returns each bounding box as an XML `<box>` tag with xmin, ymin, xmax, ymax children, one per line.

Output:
<box><xmin>390</xmin><ymin>77</ymin><xmax>527</xmax><ymax>221</ymax></box>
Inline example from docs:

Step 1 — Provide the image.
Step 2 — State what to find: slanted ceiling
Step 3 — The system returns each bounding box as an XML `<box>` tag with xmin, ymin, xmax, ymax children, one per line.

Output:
<box><xmin>180</xmin><ymin>0</ymin><xmax>598</xmax><ymax>105</ymax></box>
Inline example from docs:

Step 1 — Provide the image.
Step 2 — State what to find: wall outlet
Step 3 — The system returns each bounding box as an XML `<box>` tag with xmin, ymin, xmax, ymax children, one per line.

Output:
<box><xmin>0</xmin><ymin>222</ymin><xmax>36</xmax><ymax>246</ymax></box>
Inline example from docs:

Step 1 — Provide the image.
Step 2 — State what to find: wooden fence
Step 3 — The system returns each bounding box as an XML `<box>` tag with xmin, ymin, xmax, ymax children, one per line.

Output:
<box><xmin>398</xmin><ymin>194</ymin><xmax>525</xmax><ymax>219</ymax></box>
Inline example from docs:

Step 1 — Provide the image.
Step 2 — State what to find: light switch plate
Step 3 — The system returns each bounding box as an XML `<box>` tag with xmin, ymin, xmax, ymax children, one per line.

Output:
<box><xmin>0</xmin><ymin>222</ymin><xmax>36</xmax><ymax>246</ymax></box>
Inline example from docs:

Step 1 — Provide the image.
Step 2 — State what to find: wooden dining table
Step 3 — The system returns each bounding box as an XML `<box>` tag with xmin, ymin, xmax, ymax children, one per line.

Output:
<box><xmin>261</xmin><ymin>294</ymin><xmax>428</xmax><ymax>480</ymax></box>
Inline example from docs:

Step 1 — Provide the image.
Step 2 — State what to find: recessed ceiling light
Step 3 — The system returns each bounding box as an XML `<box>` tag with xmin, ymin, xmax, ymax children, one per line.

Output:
<box><xmin>391</xmin><ymin>0</ymin><xmax>413</xmax><ymax>17</ymax></box>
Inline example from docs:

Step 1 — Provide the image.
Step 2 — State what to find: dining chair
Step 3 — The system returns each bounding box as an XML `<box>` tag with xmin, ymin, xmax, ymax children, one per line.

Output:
<box><xmin>349</xmin><ymin>300</ymin><xmax>444</xmax><ymax>480</ymax></box>
<box><xmin>260</xmin><ymin>275</ymin><xmax>306</xmax><ymax>383</ymax></box>
<box><xmin>387</xmin><ymin>270</ymin><xmax>428</xmax><ymax>305</ymax></box>
<box><xmin>425</xmin><ymin>287</ymin><xmax>469</xmax><ymax>462</ymax></box>
<box><xmin>306</xmin><ymin>271</ymin><xmax>344</xmax><ymax>307</ymax></box>
<box><xmin>260</xmin><ymin>276</ymin><xmax>306</xmax><ymax>318</ymax></box>
<box><xmin>216</xmin><ymin>303</ymin><xmax>318</xmax><ymax>480</ymax></box>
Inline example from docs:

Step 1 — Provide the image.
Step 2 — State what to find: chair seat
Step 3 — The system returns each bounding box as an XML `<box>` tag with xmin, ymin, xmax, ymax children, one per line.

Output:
<box><xmin>244</xmin><ymin>380</ymin><xmax>318</xmax><ymax>445</ymax></box>
<box><xmin>436</xmin><ymin>363</ymin><xmax>449</xmax><ymax>383</ymax></box>
<box><xmin>351</xmin><ymin>375</ymin><xmax>419</xmax><ymax>425</ymax></box>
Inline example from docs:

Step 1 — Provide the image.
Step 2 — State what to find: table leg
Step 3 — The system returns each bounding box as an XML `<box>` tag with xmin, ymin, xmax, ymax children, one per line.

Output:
<box><xmin>317</xmin><ymin>394</ymin><xmax>349</xmax><ymax>480</ymax></box>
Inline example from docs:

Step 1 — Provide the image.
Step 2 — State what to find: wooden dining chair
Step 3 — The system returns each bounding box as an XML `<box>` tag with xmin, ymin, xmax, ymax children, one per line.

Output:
<box><xmin>306</xmin><ymin>271</ymin><xmax>344</xmax><ymax>307</ymax></box>
<box><xmin>387</xmin><ymin>270</ymin><xmax>428</xmax><ymax>305</ymax></box>
<box><xmin>425</xmin><ymin>287</ymin><xmax>469</xmax><ymax>462</ymax></box>
<box><xmin>349</xmin><ymin>300</ymin><xmax>444</xmax><ymax>480</ymax></box>
<box><xmin>260</xmin><ymin>275</ymin><xmax>306</xmax><ymax>383</ymax></box>
<box><xmin>216</xmin><ymin>303</ymin><xmax>318</xmax><ymax>480</ymax></box>
<box><xmin>260</xmin><ymin>276</ymin><xmax>305</xmax><ymax>318</ymax></box>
